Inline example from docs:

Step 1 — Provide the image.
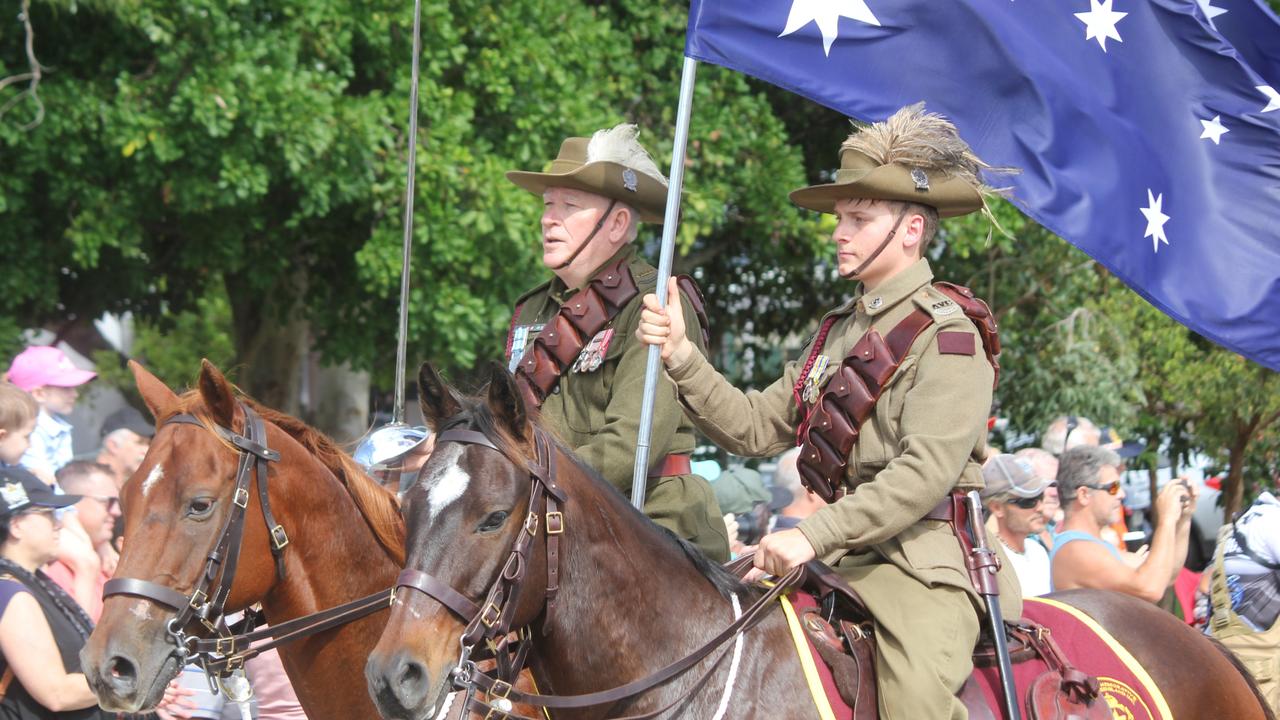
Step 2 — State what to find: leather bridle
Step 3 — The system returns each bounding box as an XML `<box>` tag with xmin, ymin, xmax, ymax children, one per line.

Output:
<box><xmin>102</xmin><ymin>402</ymin><xmax>393</xmax><ymax>679</ymax></box>
<box><xmin>393</xmin><ymin>422</ymin><xmax>802</xmax><ymax>720</ymax></box>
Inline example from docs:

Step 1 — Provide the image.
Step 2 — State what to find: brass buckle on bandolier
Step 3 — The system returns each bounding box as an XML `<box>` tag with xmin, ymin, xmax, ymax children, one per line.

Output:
<box><xmin>545</xmin><ymin>511</ymin><xmax>564</xmax><ymax>534</ymax></box>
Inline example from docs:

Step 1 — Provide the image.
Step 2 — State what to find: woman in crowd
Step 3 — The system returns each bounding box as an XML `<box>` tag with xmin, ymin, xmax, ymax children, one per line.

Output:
<box><xmin>0</xmin><ymin>465</ymin><xmax>191</xmax><ymax>719</ymax></box>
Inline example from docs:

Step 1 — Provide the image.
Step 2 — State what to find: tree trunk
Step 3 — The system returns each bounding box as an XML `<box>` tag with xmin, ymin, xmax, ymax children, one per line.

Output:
<box><xmin>1223</xmin><ymin>430</ymin><xmax>1250</xmax><ymax>522</ymax></box>
<box><xmin>226</xmin><ymin>267</ymin><xmax>309</xmax><ymax>415</ymax></box>
<box><xmin>307</xmin><ymin>357</ymin><xmax>370</xmax><ymax>445</ymax></box>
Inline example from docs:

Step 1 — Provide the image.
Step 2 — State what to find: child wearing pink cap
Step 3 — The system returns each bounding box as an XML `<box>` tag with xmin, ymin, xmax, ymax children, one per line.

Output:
<box><xmin>4</xmin><ymin>346</ymin><xmax>96</xmax><ymax>482</ymax></box>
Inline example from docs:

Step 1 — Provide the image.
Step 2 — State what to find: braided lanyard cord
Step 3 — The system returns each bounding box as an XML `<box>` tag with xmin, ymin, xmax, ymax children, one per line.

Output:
<box><xmin>792</xmin><ymin>315</ymin><xmax>840</xmax><ymax>444</ymax></box>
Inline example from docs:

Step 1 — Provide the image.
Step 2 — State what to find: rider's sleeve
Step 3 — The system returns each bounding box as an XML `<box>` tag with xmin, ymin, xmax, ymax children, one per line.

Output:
<box><xmin>665</xmin><ymin>346</ymin><xmax>802</xmax><ymax>459</ymax></box>
<box><xmin>796</xmin><ymin>327</ymin><xmax>993</xmax><ymax>556</ymax></box>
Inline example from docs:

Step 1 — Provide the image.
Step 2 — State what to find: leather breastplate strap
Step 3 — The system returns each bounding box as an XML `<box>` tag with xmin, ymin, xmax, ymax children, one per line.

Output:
<box><xmin>794</xmin><ymin>283</ymin><xmax>1001</xmax><ymax>503</ymax></box>
<box><xmin>513</xmin><ymin>255</ymin><xmax>639</xmax><ymax>410</ymax></box>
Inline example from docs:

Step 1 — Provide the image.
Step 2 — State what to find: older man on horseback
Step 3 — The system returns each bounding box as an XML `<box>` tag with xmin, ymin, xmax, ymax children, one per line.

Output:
<box><xmin>503</xmin><ymin>123</ymin><xmax>729</xmax><ymax>562</ymax></box>
<box><xmin>638</xmin><ymin>105</ymin><xmax>1022</xmax><ymax>719</ymax></box>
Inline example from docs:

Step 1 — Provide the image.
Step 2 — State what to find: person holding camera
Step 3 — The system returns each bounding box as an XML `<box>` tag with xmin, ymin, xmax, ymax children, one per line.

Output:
<box><xmin>1050</xmin><ymin>445</ymin><xmax>1195</xmax><ymax>602</ymax></box>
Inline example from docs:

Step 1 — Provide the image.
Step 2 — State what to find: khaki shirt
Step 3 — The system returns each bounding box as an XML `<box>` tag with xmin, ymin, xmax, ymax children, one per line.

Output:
<box><xmin>509</xmin><ymin>245</ymin><xmax>729</xmax><ymax>560</ymax></box>
<box><xmin>669</xmin><ymin>260</ymin><xmax>1017</xmax><ymax>608</ymax></box>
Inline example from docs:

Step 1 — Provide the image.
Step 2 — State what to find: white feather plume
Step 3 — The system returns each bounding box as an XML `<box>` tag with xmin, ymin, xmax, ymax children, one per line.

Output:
<box><xmin>585</xmin><ymin>124</ymin><xmax>668</xmax><ymax>187</ymax></box>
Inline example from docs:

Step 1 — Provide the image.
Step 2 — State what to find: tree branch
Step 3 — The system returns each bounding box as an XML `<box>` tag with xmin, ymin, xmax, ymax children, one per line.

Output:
<box><xmin>0</xmin><ymin>0</ymin><xmax>45</xmax><ymax>130</ymax></box>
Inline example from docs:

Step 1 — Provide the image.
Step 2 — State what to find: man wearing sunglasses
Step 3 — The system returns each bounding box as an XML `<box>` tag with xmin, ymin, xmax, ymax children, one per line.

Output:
<box><xmin>1050</xmin><ymin>445</ymin><xmax>1196</xmax><ymax>602</ymax></box>
<box><xmin>981</xmin><ymin>455</ymin><xmax>1054</xmax><ymax>597</ymax></box>
<box><xmin>43</xmin><ymin>461</ymin><xmax>119</xmax><ymax>620</ymax></box>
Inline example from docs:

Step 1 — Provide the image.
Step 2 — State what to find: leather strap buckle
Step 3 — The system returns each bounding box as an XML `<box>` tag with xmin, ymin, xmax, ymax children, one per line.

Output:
<box><xmin>490</xmin><ymin>679</ymin><xmax>513</xmax><ymax>699</ymax></box>
<box><xmin>482</xmin><ymin>699</ymin><xmax>514</xmax><ymax>720</ymax></box>
<box><xmin>545</xmin><ymin>511</ymin><xmax>564</xmax><ymax>534</ymax></box>
<box><xmin>524</xmin><ymin>512</ymin><xmax>539</xmax><ymax>536</ymax></box>
<box><xmin>233</xmin><ymin>488</ymin><xmax>250</xmax><ymax>508</ymax></box>
<box><xmin>480</xmin><ymin>602</ymin><xmax>502</xmax><ymax>628</ymax></box>
<box><xmin>270</xmin><ymin>525</ymin><xmax>289</xmax><ymax>550</ymax></box>
<box><xmin>215</xmin><ymin>636</ymin><xmax>236</xmax><ymax>656</ymax></box>
<box><xmin>189</xmin><ymin>589</ymin><xmax>208</xmax><ymax>609</ymax></box>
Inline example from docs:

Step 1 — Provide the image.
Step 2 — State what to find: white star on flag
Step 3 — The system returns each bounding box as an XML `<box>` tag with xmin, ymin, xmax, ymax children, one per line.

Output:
<box><xmin>1075</xmin><ymin>0</ymin><xmax>1128</xmax><ymax>52</ymax></box>
<box><xmin>779</xmin><ymin>0</ymin><xmax>881</xmax><ymax>57</ymax></box>
<box><xmin>1195</xmin><ymin>0</ymin><xmax>1227</xmax><ymax>29</ymax></box>
<box><xmin>1259</xmin><ymin>86</ymin><xmax>1280</xmax><ymax>113</ymax></box>
<box><xmin>1141</xmin><ymin>189</ymin><xmax>1170</xmax><ymax>253</ymax></box>
<box><xmin>1199</xmin><ymin>115</ymin><xmax>1229</xmax><ymax>144</ymax></box>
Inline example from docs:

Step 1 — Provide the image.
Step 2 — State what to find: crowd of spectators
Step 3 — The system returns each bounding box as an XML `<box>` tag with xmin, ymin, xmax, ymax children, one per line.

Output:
<box><xmin>1</xmin><ymin>345</ymin><xmax>306</xmax><ymax>719</ymax></box>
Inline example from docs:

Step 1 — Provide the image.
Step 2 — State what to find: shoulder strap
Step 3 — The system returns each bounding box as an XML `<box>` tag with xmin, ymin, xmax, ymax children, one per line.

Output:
<box><xmin>933</xmin><ymin>281</ymin><xmax>1001</xmax><ymax>387</ymax></box>
<box><xmin>674</xmin><ymin>274</ymin><xmax>711</xmax><ymax>349</ymax></box>
<box><xmin>1230</xmin><ymin>517</ymin><xmax>1280</xmax><ymax>571</ymax></box>
<box><xmin>795</xmin><ymin>308</ymin><xmax>934</xmax><ymax>502</ymax></box>
<box><xmin>513</xmin><ymin>255</ymin><xmax>639</xmax><ymax>410</ymax></box>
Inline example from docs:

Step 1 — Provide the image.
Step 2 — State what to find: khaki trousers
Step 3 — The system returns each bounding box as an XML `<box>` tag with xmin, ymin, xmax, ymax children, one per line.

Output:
<box><xmin>837</xmin><ymin>553</ymin><xmax>980</xmax><ymax>720</ymax></box>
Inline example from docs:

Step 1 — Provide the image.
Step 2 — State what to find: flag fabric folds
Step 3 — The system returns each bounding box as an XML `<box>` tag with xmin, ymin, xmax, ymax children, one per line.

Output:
<box><xmin>686</xmin><ymin>0</ymin><xmax>1280</xmax><ymax>370</ymax></box>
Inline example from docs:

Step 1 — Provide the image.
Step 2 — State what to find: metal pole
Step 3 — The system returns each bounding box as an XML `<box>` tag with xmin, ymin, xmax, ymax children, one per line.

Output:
<box><xmin>630</xmin><ymin>57</ymin><xmax>698</xmax><ymax>510</ymax></box>
<box><xmin>392</xmin><ymin>0</ymin><xmax>425</xmax><ymax>426</ymax></box>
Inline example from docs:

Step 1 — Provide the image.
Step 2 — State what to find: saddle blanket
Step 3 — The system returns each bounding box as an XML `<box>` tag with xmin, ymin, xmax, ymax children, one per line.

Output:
<box><xmin>783</xmin><ymin>593</ymin><xmax>1173</xmax><ymax>720</ymax></box>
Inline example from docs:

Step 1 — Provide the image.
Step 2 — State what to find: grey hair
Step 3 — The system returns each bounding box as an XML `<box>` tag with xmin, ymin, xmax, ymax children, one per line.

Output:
<box><xmin>773</xmin><ymin>447</ymin><xmax>804</xmax><ymax>502</ymax></box>
<box><xmin>1056</xmin><ymin>446</ymin><xmax>1121</xmax><ymax>506</ymax></box>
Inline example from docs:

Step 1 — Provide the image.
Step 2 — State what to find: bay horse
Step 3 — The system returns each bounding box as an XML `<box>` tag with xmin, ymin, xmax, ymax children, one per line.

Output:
<box><xmin>366</xmin><ymin>362</ymin><xmax>1273</xmax><ymax>720</ymax></box>
<box><xmin>81</xmin><ymin>360</ymin><xmax>406</xmax><ymax>717</ymax></box>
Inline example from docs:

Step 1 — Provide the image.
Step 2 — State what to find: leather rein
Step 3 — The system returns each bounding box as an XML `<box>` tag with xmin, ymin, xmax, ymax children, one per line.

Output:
<box><xmin>394</xmin><ymin>423</ymin><xmax>802</xmax><ymax>719</ymax></box>
<box><xmin>102</xmin><ymin>403</ymin><xmax>393</xmax><ymax>679</ymax></box>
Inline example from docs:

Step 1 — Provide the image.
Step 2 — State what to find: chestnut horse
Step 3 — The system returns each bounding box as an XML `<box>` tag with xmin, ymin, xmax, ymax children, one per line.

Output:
<box><xmin>366</xmin><ymin>363</ymin><xmax>1273</xmax><ymax>720</ymax></box>
<box><xmin>81</xmin><ymin>360</ymin><xmax>405</xmax><ymax>717</ymax></box>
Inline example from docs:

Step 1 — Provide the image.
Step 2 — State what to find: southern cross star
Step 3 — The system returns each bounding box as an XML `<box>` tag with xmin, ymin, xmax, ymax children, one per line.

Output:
<box><xmin>1259</xmin><ymin>86</ymin><xmax>1280</xmax><ymax>113</ymax></box>
<box><xmin>1140</xmin><ymin>189</ymin><xmax>1171</xmax><ymax>254</ymax></box>
<box><xmin>1075</xmin><ymin>0</ymin><xmax>1128</xmax><ymax>52</ymax></box>
<box><xmin>779</xmin><ymin>0</ymin><xmax>881</xmax><ymax>57</ymax></box>
<box><xmin>1195</xmin><ymin>0</ymin><xmax>1227</xmax><ymax>30</ymax></box>
<box><xmin>1199</xmin><ymin>115</ymin><xmax>1229</xmax><ymax>145</ymax></box>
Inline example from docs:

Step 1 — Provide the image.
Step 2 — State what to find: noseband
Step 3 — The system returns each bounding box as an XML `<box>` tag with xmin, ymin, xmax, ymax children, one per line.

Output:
<box><xmin>102</xmin><ymin>403</ymin><xmax>286</xmax><ymax>668</ymax></box>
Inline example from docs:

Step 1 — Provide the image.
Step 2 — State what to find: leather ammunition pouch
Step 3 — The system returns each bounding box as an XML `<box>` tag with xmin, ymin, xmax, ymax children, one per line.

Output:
<box><xmin>795</xmin><ymin>283</ymin><xmax>1000</xmax><ymax>503</ymax></box>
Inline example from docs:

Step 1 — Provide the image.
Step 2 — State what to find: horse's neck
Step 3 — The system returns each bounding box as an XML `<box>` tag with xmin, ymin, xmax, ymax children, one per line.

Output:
<box><xmin>259</xmin><ymin>452</ymin><xmax>400</xmax><ymax>621</ymax></box>
<box><xmin>532</xmin><ymin>470</ymin><xmax>738</xmax><ymax>697</ymax></box>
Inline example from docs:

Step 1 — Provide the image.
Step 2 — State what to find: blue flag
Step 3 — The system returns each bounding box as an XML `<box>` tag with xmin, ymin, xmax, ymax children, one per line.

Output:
<box><xmin>686</xmin><ymin>0</ymin><xmax>1280</xmax><ymax>370</ymax></box>
<box><xmin>1208</xmin><ymin>0</ymin><xmax>1280</xmax><ymax>84</ymax></box>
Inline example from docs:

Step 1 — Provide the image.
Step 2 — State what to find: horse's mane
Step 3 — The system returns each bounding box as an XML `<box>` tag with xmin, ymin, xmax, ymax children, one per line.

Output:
<box><xmin>452</xmin><ymin>394</ymin><xmax>751</xmax><ymax>601</ymax></box>
<box><xmin>173</xmin><ymin>391</ymin><xmax>406</xmax><ymax>565</ymax></box>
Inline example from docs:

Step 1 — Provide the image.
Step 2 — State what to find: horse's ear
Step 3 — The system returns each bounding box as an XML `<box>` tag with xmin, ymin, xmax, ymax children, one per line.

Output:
<box><xmin>130</xmin><ymin>360</ymin><xmax>178</xmax><ymax>422</ymax></box>
<box><xmin>485</xmin><ymin>362</ymin><xmax>528</xmax><ymax>439</ymax></box>
<box><xmin>197</xmin><ymin>359</ymin><xmax>238</xmax><ymax>427</ymax></box>
<box><xmin>417</xmin><ymin>362</ymin><xmax>460</xmax><ymax>432</ymax></box>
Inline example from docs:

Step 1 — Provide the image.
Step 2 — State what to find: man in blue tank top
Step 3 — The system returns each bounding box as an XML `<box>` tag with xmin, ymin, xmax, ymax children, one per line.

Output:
<box><xmin>1050</xmin><ymin>445</ymin><xmax>1195</xmax><ymax>601</ymax></box>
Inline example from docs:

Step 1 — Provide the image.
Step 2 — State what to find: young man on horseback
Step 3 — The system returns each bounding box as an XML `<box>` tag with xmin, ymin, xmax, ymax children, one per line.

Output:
<box><xmin>637</xmin><ymin>105</ymin><xmax>1022</xmax><ymax>719</ymax></box>
<box><xmin>504</xmin><ymin>124</ymin><xmax>729</xmax><ymax>562</ymax></box>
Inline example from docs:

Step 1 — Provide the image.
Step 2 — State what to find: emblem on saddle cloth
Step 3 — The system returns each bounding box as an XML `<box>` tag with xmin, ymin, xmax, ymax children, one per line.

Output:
<box><xmin>571</xmin><ymin>328</ymin><xmax>614</xmax><ymax>373</ymax></box>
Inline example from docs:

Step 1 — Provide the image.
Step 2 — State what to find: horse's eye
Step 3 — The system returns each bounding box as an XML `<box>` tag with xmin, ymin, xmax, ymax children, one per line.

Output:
<box><xmin>187</xmin><ymin>498</ymin><xmax>214</xmax><ymax>518</ymax></box>
<box><xmin>477</xmin><ymin>510</ymin><xmax>510</xmax><ymax>533</ymax></box>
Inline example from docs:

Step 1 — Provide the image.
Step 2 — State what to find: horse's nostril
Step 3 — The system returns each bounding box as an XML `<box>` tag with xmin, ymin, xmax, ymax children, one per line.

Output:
<box><xmin>396</xmin><ymin>658</ymin><xmax>425</xmax><ymax>692</ymax></box>
<box><xmin>107</xmin><ymin>655</ymin><xmax>138</xmax><ymax>690</ymax></box>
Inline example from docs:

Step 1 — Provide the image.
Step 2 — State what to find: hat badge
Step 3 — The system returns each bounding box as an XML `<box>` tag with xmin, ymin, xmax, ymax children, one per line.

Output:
<box><xmin>622</xmin><ymin>168</ymin><xmax>638</xmax><ymax>192</ymax></box>
<box><xmin>1</xmin><ymin>482</ymin><xmax>28</xmax><ymax>511</ymax></box>
<box><xmin>910</xmin><ymin>168</ymin><xmax>930</xmax><ymax>192</ymax></box>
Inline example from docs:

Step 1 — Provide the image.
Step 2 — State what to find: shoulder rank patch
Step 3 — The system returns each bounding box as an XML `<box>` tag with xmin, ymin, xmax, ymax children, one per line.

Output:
<box><xmin>931</xmin><ymin>299</ymin><xmax>960</xmax><ymax>316</ymax></box>
<box><xmin>937</xmin><ymin>331</ymin><xmax>976</xmax><ymax>356</ymax></box>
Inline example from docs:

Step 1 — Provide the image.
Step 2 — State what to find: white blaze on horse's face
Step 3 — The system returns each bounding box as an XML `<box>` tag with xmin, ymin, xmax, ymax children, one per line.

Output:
<box><xmin>140</xmin><ymin>463</ymin><xmax>164</xmax><ymax>498</ymax></box>
<box><xmin>422</xmin><ymin>444</ymin><xmax>470</xmax><ymax>524</ymax></box>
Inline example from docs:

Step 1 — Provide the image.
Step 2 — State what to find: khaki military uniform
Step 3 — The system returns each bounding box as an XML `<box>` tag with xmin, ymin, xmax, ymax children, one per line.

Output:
<box><xmin>509</xmin><ymin>244</ymin><xmax>730</xmax><ymax>562</ymax></box>
<box><xmin>667</xmin><ymin>259</ymin><xmax>1022</xmax><ymax>720</ymax></box>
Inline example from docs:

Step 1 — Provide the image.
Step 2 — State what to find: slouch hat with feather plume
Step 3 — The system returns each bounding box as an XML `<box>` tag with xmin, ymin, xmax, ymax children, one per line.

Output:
<box><xmin>790</xmin><ymin>104</ymin><xmax>1010</xmax><ymax>219</ymax></box>
<box><xmin>507</xmin><ymin>123</ymin><xmax>669</xmax><ymax>223</ymax></box>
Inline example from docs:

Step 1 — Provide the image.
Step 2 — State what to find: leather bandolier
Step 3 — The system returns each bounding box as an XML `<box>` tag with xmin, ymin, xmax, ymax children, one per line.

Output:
<box><xmin>512</xmin><ymin>254</ymin><xmax>711</xmax><ymax>413</ymax></box>
<box><xmin>795</xmin><ymin>282</ymin><xmax>1000</xmax><ymax>503</ymax></box>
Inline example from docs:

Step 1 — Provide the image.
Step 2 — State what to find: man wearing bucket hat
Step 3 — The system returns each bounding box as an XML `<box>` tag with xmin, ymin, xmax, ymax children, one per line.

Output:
<box><xmin>639</xmin><ymin>105</ymin><xmax>1021</xmax><ymax>719</ymax></box>
<box><xmin>504</xmin><ymin>123</ymin><xmax>728</xmax><ymax>561</ymax></box>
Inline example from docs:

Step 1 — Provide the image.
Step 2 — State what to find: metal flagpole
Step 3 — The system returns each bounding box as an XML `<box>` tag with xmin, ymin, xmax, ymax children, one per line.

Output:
<box><xmin>630</xmin><ymin>56</ymin><xmax>698</xmax><ymax>510</ymax></box>
<box><xmin>391</xmin><ymin>0</ymin><xmax>425</xmax><ymax>426</ymax></box>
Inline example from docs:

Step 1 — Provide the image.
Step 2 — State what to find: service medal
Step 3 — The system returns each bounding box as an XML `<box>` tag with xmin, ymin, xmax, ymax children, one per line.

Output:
<box><xmin>572</xmin><ymin>328</ymin><xmax>614</xmax><ymax>373</ymax></box>
<box><xmin>803</xmin><ymin>355</ymin><xmax>830</xmax><ymax>404</ymax></box>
